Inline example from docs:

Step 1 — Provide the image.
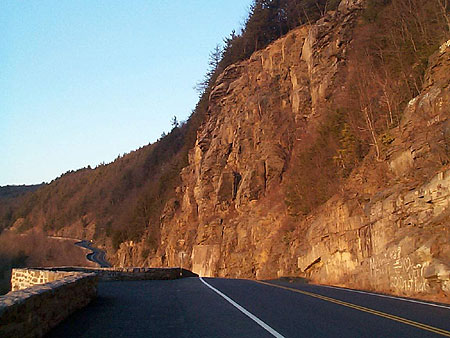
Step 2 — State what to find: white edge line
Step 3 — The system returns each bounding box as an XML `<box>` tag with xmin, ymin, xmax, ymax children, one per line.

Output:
<box><xmin>199</xmin><ymin>277</ymin><xmax>285</xmax><ymax>338</ymax></box>
<box><xmin>318</xmin><ymin>284</ymin><xmax>450</xmax><ymax>310</ymax></box>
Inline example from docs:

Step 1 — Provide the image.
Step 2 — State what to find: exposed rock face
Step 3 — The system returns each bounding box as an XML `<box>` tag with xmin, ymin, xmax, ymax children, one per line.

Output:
<box><xmin>117</xmin><ymin>2</ymin><xmax>449</xmax><ymax>303</ymax></box>
<box><xmin>296</xmin><ymin>169</ymin><xmax>450</xmax><ymax>300</ymax></box>
<box><xmin>149</xmin><ymin>2</ymin><xmax>364</xmax><ymax>279</ymax></box>
<box><xmin>291</xmin><ymin>41</ymin><xmax>450</xmax><ymax>302</ymax></box>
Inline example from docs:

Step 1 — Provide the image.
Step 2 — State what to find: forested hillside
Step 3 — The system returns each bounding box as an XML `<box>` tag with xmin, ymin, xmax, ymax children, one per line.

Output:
<box><xmin>1</xmin><ymin>0</ymin><xmax>449</xmax><ymax>301</ymax></box>
<box><xmin>0</xmin><ymin>116</ymin><xmax>200</xmax><ymax>246</ymax></box>
<box><xmin>0</xmin><ymin>0</ymin><xmax>346</xmax><ymax>252</ymax></box>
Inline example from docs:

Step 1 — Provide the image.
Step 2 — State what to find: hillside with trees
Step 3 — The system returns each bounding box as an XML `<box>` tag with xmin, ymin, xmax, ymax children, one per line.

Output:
<box><xmin>0</xmin><ymin>0</ymin><xmax>349</xmax><ymax>255</ymax></box>
<box><xmin>1</xmin><ymin>0</ymin><xmax>449</xmax><ymax>301</ymax></box>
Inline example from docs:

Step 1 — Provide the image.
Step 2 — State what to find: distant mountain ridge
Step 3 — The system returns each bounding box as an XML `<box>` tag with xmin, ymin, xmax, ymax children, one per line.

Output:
<box><xmin>0</xmin><ymin>184</ymin><xmax>44</xmax><ymax>200</ymax></box>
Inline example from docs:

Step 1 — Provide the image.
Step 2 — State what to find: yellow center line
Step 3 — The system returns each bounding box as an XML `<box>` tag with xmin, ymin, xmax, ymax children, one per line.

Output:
<box><xmin>255</xmin><ymin>280</ymin><xmax>450</xmax><ymax>337</ymax></box>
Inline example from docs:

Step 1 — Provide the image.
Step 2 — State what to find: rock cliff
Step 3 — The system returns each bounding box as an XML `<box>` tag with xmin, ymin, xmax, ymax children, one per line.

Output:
<box><xmin>116</xmin><ymin>1</ymin><xmax>449</xmax><ymax>303</ymax></box>
<box><xmin>291</xmin><ymin>39</ymin><xmax>450</xmax><ymax>302</ymax></box>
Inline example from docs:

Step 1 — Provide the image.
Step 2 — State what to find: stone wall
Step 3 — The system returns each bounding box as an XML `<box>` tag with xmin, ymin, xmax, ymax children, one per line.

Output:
<box><xmin>11</xmin><ymin>268</ymin><xmax>76</xmax><ymax>291</ymax></box>
<box><xmin>10</xmin><ymin>267</ymin><xmax>185</xmax><ymax>292</ymax></box>
<box><xmin>0</xmin><ymin>272</ymin><xmax>97</xmax><ymax>338</ymax></box>
<box><xmin>43</xmin><ymin>266</ymin><xmax>189</xmax><ymax>280</ymax></box>
<box><xmin>2</xmin><ymin>267</ymin><xmax>189</xmax><ymax>338</ymax></box>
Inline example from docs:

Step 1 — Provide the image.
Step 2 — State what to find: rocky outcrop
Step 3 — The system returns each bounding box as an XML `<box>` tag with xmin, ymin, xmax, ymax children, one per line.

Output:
<box><xmin>289</xmin><ymin>41</ymin><xmax>450</xmax><ymax>302</ymax></box>
<box><xmin>295</xmin><ymin>169</ymin><xmax>450</xmax><ymax>300</ymax></box>
<box><xmin>116</xmin><ymin>1</ymin><xmax>449</xmax><ymax>303</ymax></box>
<box><xmin>151</xmin><ymin>1</ymin><xmax>365</xmax><ymax>279</ymax></box>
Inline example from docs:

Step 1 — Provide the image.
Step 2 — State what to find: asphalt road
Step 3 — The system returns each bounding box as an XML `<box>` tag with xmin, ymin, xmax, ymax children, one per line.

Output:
<box><xmin>46</xmin><ymin>277</ymin><xmax>450</xmax><ymax>338</ymax></box>
<box><xmin>75</xmin><ymin>240</ymin><xmax>111</xmax><ymax>268</ymax></box>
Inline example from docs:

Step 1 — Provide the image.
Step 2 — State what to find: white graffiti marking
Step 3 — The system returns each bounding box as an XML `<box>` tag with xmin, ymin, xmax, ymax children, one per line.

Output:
<box><xmin>369</xmin><ymin>246</ymin><xmax>430</xmax><ymax>294</ymax></box>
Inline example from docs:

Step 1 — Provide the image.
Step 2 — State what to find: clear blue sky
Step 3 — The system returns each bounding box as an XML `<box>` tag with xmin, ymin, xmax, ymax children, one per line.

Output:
<box><xmin>0</xmin><ymin>0</ymin><xmax>253</xmax><ymax>186</ymax></box>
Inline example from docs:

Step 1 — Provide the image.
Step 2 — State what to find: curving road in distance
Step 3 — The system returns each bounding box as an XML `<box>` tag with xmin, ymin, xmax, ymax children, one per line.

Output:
<box><xmin>75</xmin><ymin>240</ymin><xmax>111</xmax><ymax>268</ymax></box>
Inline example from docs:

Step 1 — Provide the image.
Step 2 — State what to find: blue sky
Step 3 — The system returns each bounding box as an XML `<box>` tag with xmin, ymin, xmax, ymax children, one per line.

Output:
<box><xmin>0</xmin><ymin>1</ymin><xmax>253</xmax><ymax>186</ymax></box>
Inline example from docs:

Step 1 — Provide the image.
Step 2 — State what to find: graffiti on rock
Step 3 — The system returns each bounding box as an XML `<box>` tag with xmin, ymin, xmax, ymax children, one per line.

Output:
<box><xmin>370</xmin><ymin>246</ymin><xmax>430</xmax><ymax>294</ymax></box>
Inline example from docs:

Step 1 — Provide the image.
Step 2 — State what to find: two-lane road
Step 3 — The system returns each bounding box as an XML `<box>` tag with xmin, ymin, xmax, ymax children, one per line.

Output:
<box><xmin>46</xmin><ymin>277</ymin><xmax>450</xmax><ymax>337</ymax></box>
<box><xmin>75</xmin><ymin>240</ymin><xmax>111</xmax><ymax>268</ymax></box>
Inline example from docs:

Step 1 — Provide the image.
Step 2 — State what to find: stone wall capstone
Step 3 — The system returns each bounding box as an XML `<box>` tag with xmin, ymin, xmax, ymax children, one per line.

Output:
<box><xmin>0</xmin><ymin>272</ymin><xmax>97</xmax><ymax>338</ymax></box>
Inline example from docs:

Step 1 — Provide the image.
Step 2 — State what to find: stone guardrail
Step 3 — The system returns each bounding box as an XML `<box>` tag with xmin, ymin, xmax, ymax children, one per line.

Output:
<box><xmin>42</xmin><ymin>266</ymin><xmax>194</xmax><ymax>281</ymax></box>
<box><xmin>1</xmin><ymin>267</ymin><xmax>192</xmax><ymax>338</ymax></box>
<box><xmin>10</xmin><ymin>268</ymin><xmax>77</xmax><ymax>291</ymax></box>
<box><xmin>0</xmin><ymin>271</ymin><xmax>97</xmax><ymax>338</ymax></box>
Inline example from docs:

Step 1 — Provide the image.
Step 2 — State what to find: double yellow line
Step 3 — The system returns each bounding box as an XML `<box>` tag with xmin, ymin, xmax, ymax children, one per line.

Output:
<box><xmin>256</xmin><ymin>281</ymin><xmax>450</xmax><ymax>337</ymax></box>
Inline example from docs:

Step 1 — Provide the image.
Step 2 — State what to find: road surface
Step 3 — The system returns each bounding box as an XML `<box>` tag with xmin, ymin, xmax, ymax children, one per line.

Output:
<box><xmin>75</xmin><ymin>240</ymin><xmax>111</xmax><ymax>268</ymax></box>
<box><xmin>46</xmin><ymin>277</ymin><xmax>449</xmax><ymax>337</ymax></box>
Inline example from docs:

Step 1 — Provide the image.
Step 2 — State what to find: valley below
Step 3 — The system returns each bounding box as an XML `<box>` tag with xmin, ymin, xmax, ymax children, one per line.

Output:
<box><xmin>0</xmin><ymin>231</ymin><xmax>97</xmax><ymax>294</ymax></box>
